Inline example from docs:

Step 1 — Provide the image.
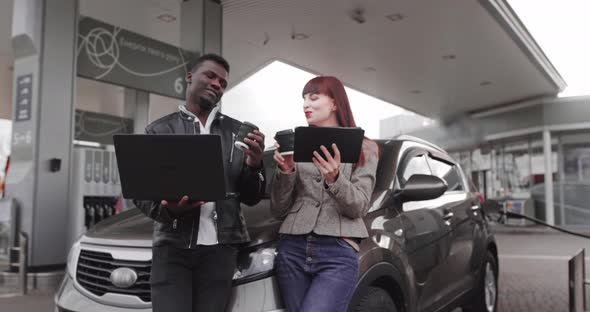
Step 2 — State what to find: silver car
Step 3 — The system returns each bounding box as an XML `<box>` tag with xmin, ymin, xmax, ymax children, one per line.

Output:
<box><xmin>55</xmin><ymin>195</ymin><xmax>283</xmax><ymax>312</ymax></box>
<box><xmin>56</xmin><ymin>137</ymin><xmax>498</xmax><ymax>312</ymax></box>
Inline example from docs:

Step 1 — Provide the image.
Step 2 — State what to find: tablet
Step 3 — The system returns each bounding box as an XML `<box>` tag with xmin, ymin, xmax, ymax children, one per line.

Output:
<box><xmin>293</xmin><ymin>127</ymin><xmax>365</xmax><ymax>163</ymax></box>
<box><xmin>113</xmin><ymin>134</ymin><xmax>227</xmax><ymax>201</ymax></box>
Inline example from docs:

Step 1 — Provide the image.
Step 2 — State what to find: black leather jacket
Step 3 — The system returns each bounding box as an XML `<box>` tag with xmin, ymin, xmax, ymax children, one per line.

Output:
<box><xmin>134</xmin><ymin>108</ymin><xmax>265</xmax><ymax>248</ymax></box>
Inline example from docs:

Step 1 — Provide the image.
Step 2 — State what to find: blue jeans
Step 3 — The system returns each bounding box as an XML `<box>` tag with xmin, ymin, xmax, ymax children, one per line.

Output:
<box><xmin>275</xmin><ymin>233</ymin><xmax>359</xmax><ymax>312</ymax></box>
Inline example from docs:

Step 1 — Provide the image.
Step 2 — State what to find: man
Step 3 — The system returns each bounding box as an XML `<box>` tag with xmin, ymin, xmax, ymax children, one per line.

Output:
<box><xmin>134</xmin><ymin>54</ymin><xmax>266</xmax><ymax>312</ymax></box>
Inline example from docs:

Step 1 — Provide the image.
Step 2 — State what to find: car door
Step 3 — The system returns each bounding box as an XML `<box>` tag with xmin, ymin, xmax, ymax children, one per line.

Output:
<box><xmin>365</xmin><ymin>140</ymin><xmax>406</xmax><ymax>259</ymax></box>
<box><xmin>426</xmin><ymin>153</ymin><xmax>482</xmax><ymax>301</ymax></box>
<box><xmin>395</xmin><ymin>149</ymin><xmax>454</xmax><ymax>312</ymax></box>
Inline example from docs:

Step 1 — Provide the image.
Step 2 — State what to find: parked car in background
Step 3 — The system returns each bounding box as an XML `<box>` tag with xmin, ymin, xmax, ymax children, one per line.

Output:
<box><xmin>55</xmin><ymin>135</ymin><xmax>498</xmax><ymax>312</ymax></box>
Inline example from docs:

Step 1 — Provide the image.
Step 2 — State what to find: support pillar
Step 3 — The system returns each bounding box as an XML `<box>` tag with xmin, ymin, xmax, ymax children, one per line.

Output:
<box><xmin>8</xmin><ymin>0</ymin><xmax>78</xmax><ymax>268</ymax></box>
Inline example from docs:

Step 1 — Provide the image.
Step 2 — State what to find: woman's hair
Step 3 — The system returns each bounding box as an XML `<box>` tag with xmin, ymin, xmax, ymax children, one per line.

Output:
<box><xmin>302</xmin><ymin>76</ymin><xmax>376</xmax><ymax>166</ymax></box>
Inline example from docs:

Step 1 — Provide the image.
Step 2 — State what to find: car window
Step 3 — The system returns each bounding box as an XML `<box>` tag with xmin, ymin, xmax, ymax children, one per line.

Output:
<box><xmin>427</xmin><ymin>156</ymin><xmax>464</xmax><ymax>192</ymax></box>
<box><xmin>399</xmin><ymin>154</ymin><xmax>431</xmax><ymax>185</ymax></box>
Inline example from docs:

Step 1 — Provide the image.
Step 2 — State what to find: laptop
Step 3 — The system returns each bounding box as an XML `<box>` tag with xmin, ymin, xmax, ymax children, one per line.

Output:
<box><xmin>293</xmin><ymin>126</ymin><xmax>365</xmax><ymax>163</ymax></box>
<box><xmin>113</xmin><ymin>134</ymin><xmax>226</xmax><ymax>201</ymax></box>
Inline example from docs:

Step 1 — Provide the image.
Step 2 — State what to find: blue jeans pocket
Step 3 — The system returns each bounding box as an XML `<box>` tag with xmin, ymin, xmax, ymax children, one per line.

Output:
<box><xmin>335</xmin><ymin>238</ymin><xmax>356</xmax><ymax>251</ymax></box>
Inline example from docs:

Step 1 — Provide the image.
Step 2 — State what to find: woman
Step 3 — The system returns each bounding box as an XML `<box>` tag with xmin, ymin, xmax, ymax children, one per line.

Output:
<box><xmin>271</xmin><ymin>76</ymin><xmax>379</xmax><ymax>312</ymax></box>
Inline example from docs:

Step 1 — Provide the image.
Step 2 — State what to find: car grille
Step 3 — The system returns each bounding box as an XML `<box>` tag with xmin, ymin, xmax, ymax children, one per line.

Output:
<box><xmin>76</xmin><ymin>249</ymin><xmax>152</xmax><ymax>302</ymax></box>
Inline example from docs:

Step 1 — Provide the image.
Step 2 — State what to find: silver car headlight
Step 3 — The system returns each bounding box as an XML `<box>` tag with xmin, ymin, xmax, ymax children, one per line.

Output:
<box><xmin>233</xmin><ymin>242</ymin><xmax>277</xmax><ymax>285</ymax></box>
<box><xmin>66</xmin><ymin>239</ymin><xmax>82</xmax><ymax>278</ymax></box>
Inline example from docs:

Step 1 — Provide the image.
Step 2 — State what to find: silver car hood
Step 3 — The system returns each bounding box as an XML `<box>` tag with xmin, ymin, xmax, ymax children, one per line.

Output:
<box><xmin>81</xmin><ymin>199</ymin><xmax>281</xmax><ymax>249</ymax></box>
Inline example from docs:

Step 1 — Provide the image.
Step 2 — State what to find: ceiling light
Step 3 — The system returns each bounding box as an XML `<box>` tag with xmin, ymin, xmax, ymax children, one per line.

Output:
<box><xmin>73</xmin><ymin>140</ymin><xmax>101</xmax><ymax>148</ymax></box>
<box><xmin>386</xmin><ymin>13</ymin><xmax>404</xmax><ymax>22</ymax></box>
<box><xmin>442</xmin><ymin>54</ymin><xmax>456</xmax><ymax>60</ymax></box>
<box><xmin>480</xmin><ymin>81</ymin><xmax>492</xmax><ymax>86</ymax></box>
<box><xmin>291</xmin><ymin>33</ymin><xmax>309</xmax><ymax>40</ymax></box>
<box><xmin>157</xmin><ymin>13</ymin><xmax>176</xmax><ymax>23</ymax></box>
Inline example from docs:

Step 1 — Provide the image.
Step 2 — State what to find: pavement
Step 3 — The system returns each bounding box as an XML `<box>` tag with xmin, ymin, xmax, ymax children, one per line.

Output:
<box><xmin>494</xmin><ymin>223</ymin><xmax>590</xmax><ymax>312</ymax></box>
<box><xmin>1</xmin><ymin>223</ymin><xmax>589</xmax><ymax>312</ymax></box>
<box><xmin>0</xmin><ymin>291</ymin><xmax>54</xmax><ymax>312</ymax></box>
<box><xmin>0</xmin><ymin>259</ymin><xmax>57</xmax><ymax>312</ymax></box>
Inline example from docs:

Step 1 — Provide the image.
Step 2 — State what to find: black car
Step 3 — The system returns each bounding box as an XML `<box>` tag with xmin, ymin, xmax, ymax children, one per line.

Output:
<box><xmin>56</xmin><ymin>135</ymin><xmax>498</xmax><ymax>312</ymax></box>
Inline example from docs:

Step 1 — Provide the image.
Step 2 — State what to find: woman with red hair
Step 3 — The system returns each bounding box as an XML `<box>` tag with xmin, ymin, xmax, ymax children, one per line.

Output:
<box><xmin>271</xmin><ymin>76</ymin><xmax>379</xmax><ymax>311</ymax></box>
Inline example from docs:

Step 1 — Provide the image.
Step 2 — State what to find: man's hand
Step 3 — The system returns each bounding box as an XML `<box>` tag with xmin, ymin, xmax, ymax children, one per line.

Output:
<box><xmin>242</xmin><ymin>129</ymin><xmax>265</xmax><ymax>168</ymax></box>
<box><xmin>274</xmin><ymin>142</ymin><xmax>294</xmax><ymax>174</ymax></box>
<box><xmin>161</xmin><ymin>196</ymin><xmax>205</xmax><ymax>217</ymax></box>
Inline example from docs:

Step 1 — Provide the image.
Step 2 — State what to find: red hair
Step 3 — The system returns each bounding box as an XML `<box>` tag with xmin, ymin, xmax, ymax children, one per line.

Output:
<box><xmin>302</xmin><ymin>76</ymin><xmax>377</xmax><ymax>166</ymax></box>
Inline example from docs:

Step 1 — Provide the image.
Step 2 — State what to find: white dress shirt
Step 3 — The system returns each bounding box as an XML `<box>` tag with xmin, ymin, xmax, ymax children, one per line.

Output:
<box><xmin>181</xmin><ymin>105</ymin><xmax>220</xmax><ymax>246</ymax></box>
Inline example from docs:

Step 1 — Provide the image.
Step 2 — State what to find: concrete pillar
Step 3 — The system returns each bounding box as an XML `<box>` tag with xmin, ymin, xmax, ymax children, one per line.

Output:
<box><xmin>123</xmin><ymin>89</ymin><xmax>149</xmax><ymax>134</ymax></box>
<box><xmin>180</xmin><ymin>0</ymin><xmax>223</xmax><ymax>55</ymax></box>
<box><xmin>123</xmin><ymin>88</ymin><xmax>137</xmax><ymax>120</ymax></box>
<box><xmin>180</xmin><ymin>0</ymin><xmax>223</xmax><ymax>108</ymax></box>
<box><xmin>8</xmin><ymin>0</ymin><xmax>78</xmax><ymax>268</ymax></box>
<box><xmin>557</xmin><ymin>135</ymin><xmax>566</xmax><ymax>224</ymax></box>
<box><xmin>543</xmin><ymin>130</ymin><xmax>555</xmax><ymax>225</ymax></box>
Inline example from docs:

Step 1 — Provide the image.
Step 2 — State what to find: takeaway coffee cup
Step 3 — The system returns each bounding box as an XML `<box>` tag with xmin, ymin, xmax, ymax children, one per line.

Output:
<box><xmin>275</xmin><ymin>129</ymin><xmax>295</xmax><ymax>155</ymax></box>
<box><xmin>234</xmin><ymin>121</ymin><xmax>259</xmax><ymax>150</ymax></box>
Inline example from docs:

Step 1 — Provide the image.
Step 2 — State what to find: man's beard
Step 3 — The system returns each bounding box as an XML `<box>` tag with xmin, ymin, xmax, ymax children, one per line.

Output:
<box><xmin>197</xmin><ymin>95</ymin><xmax>216</xmax><ymax>111</ymax></box>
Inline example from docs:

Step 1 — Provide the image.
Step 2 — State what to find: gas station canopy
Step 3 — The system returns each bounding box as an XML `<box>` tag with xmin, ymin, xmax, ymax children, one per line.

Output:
<box><xmin>0</xmin><ymin>0</ymin><xmax>566</xmax><ymax>120</ymax></box>
<box><xmin>223</xmin><ymin>0</ymin><xmax>565</xmax><ymax>119</ymax></box>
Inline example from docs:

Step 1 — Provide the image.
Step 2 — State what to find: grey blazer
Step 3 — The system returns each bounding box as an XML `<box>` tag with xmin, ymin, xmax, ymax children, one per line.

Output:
<box><xmin>270</xmin><ymin>140</ymin><xmax>379</xmax><ymax>238</ymax></box>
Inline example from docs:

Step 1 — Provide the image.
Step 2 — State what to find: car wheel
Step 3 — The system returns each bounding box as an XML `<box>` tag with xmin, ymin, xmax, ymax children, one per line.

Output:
<box><xmin>463</xmin><ymin>251</ymin><xmax>498</xmax><ymax>312</ymax></box>
<box><xmin>353</xmin><ymin>286</ymin><xmax>398</xmax><ymax>312</ymax></box>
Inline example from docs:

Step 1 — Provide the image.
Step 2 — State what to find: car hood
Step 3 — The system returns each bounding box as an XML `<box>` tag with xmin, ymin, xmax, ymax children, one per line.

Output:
<box><xmin>82</xmin><ymin>200</ymin><xmax>282</xmax><ymax>248</ymax></box>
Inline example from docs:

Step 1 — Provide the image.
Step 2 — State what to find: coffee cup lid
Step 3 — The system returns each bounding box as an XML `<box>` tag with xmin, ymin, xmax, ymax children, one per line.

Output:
<box><xmin>275</xmin><ymin>129</ymin><xmax>294</xmax><ymax>136</ymax></box>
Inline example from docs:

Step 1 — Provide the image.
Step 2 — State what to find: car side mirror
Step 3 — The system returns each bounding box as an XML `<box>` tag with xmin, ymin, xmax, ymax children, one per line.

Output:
<box><xmin>397</xmin><ymin>174</ymin><xmax>447</xmax><ymax>203</ymax></box>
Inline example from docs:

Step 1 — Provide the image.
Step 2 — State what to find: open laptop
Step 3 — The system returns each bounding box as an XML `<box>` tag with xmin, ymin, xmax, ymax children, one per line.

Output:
<box><xmin>113</xmin><ymin>134</ymin><xmax>226</xmax><ymax>201</ymax></box>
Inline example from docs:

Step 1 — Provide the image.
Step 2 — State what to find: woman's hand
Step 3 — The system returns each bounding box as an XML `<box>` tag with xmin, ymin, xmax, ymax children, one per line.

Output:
<box><xmin>312</xmin><ymin>143</ymin><xmax>341</xmax><ymax>185</ymax></box>
<box><xmin>274</xmin><ymin>142</ymin><xmax>295</xmax><ymax>173</ymax></box>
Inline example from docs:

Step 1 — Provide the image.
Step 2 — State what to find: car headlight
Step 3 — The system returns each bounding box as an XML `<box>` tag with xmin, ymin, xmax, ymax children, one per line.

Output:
<box><xmin>233</xmin><ymin>242</ymin><xmax>277</xmax><ymax>285</ymax></box>
<box><xmin>66</xmin><ymin>239</ymin><xmax>82</xmax><ymax>278</ymax></box>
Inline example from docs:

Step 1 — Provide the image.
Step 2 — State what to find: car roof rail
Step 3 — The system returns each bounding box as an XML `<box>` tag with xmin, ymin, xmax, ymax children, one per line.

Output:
<box><xmin>392</xmin><ymin>135</ymin><xmax>447</xmax><ymax>154</ymax></box>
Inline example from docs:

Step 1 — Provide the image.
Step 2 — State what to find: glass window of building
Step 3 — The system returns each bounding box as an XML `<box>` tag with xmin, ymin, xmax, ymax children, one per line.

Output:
<box><xmin>470</xmin><ymin>148</ymin><xmax>492</xmax><ymax>198</ymax></box>
<box><xmin>502</xmin><ymin>139</ymin><xmax>533</xmax><ymax>197</ymax></box>
<box><xmin>557</xmin><ymin>132</ymin><xmax>590</xmax><ymax>225</ymax></box>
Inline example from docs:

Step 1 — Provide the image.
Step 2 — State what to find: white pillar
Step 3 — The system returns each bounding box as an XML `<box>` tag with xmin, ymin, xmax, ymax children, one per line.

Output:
<box><xmin>124</xmin><ymin>89</ymin><xmax>149</xmax><ymax>134</ymax></box>
<box><xmin>543</xmin><ymin>130</ymin><xmax>555</xmax><ymax>225</ymax></box>
<box><xmin>181</xmin><ymin>0</ymin><xmax>222</xmax><ymax>56</ymax></box>
<box><xmin>8</xmin><ymin>0</ymin><xmax>78</xmax><ymax>267</ymax></box>
<box><xmin>180</xmin><ymin>0</ymin><xmax>223</xmax><ymax>109</ymax></box>
<box><xmin>557</xmin><ymin>135</ymin><xmax>565</xmax><ymax>224</ymax></box>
